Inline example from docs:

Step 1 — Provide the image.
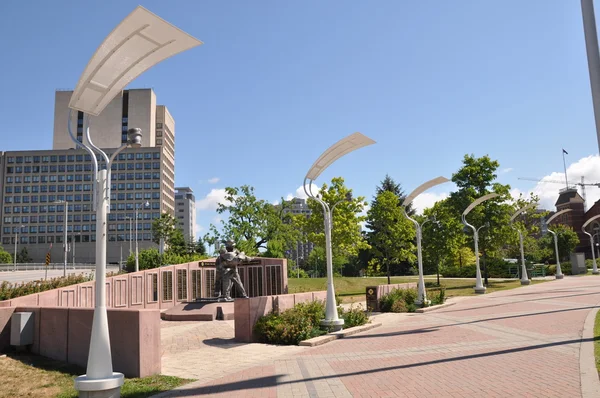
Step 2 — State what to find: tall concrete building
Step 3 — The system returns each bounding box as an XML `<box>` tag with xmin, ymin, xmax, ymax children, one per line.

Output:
<box><xmin>0</xmin><ymin>88</ymin><xmax>177</xmax><ymax>264</ymax></box>
<box><xmin>175</xmin><ymin>187</ymin><xmax>196</xmax><ymax>243</ymax></box>
<box><xmin>282</xmin><ymin>197</ymin><xmax>314</xmax><ymax>265</ymax></box>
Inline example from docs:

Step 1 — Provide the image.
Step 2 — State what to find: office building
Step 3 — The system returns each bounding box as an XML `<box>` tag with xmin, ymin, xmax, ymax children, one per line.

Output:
<box><xmin>282</xmin><ymin>197</ymin><xmax>314</xmax><ymax>265</ymax></box>
<box><xmin>175</xmin><ymin>187</ymin><xmax>196</xmax><ymax>243</ymax></box>
<box><xmin>0</xmin><ymin>88</ymin><xmax>176</xmax><ymax>264</ymax></box>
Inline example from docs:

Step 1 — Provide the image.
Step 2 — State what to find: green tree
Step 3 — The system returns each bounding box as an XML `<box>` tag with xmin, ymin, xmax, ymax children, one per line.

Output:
<box><xmin>16</xmin><ymin>247</ymin><xmax>32</xmax><ymax>263</ymax></box>
<box><xmin>0</xmin><ymin>246</ymin><xmax>12</xmax><ymax>263</ymax></box>
<box><xmin>300</xmin><ymin>177</ymin><xmax>369</xmax><ymax>272</ymax></box>
<box><xmin>366</xmin><ymin>191</ymin><xmax>416</xmax><ymax>283</ymax></box>
<box><xmin>306</xmin><ymin>246</ymin><xmax>326</xmax><ymax>277</ymax></box>
<box><xmin>151</xmin><ymin>213</ymin><xmax>179</xmax><ymax>246</ymax></box>
<box><xmin>539</xmin><ymin>224</ymin><xmax>580</xmax><ymax>262</ymax></box>
<box><xmin>206</xmin><ymin>185</ymin><xmax>301</xmax><ymax>256</ymax></box>
<box><xmin>375</xmin><ymin>174</ymin><xmax>415</xmax><ymax>216</ymax></box>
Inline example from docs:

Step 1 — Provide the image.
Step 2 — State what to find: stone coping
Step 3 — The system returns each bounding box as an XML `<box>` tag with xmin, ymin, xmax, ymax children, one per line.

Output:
<box><xmin>415</xmin><ymin>301</ymin><xmax>456</xmax><ymax>313</ymax></box>
<box><xmin>299</xmin><ymin>322</ymin><xmax>382</xmax><ymax>347</ymax></box>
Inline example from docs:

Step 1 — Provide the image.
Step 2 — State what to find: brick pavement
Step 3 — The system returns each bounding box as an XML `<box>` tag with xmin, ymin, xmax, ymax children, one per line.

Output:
<box><xmin>156</xmin><ymin>277</ymin><xmax>600</xmax><ymax>397</ymax></box>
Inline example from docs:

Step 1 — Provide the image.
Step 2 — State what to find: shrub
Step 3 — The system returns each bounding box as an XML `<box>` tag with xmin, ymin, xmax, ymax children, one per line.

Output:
<box><xmin>429</xmin><ymin>287</ymin><xmax>446</xmax><ymax>305</ymax></box>
<box><xmin>440</xmin><ymin>264</ymin><xmax>477</xmax><ymax>278</ymax></box>
<box><xmin>342</xmin><ymin>304</ymin><xmax>370</xmax><ymax>327</ymax></box>
<box><xmin>0</xmin><ymin>273</ymin><xmax>94</xmax><ymax>301</ymax></box>
<box><xmin>390</xmin><ymin>299</ymin><xmax>408</xmax><ymax>313</ymax></box>
<box><xmin>379</xmin><ymin>287</ymin><xmax>419</xmax><ymax>313</ymax></box>
<box><xmin>254</xmin><ymin>300</ymin><xmax>326</xmax><ymax>345</ymax></box>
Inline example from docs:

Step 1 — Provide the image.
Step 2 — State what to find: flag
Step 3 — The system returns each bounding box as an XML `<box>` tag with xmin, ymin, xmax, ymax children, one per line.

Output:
<box><xmin>563</xmin><ymin>149</ymin><xmax>568</xmax><ymax>155</ymax></box>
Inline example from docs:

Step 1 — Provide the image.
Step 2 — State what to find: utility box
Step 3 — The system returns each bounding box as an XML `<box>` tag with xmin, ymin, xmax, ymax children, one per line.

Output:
<box><xmin>10</xmin><ymin>312</ymin><xmax>35</xmax><ymax>347</ymax></box>
<box><xmin>571</xmin><ymin>253</ymin><xmax>587</xmax><ymax>275</ymax></box>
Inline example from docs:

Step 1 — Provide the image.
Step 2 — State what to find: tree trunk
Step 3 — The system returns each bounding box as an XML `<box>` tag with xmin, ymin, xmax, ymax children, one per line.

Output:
<box><xmin>387</xmin><ymin>261</ymin><xmax>391</xmax><ymax>284</ymax></box>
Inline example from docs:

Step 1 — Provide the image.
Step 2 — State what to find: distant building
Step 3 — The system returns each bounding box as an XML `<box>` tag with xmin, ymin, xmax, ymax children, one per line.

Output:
<box><xmin>0</xmin><ymin>88</ymin><xmax>177</xmax><ymax>264</ymax></box>
<box><xmin>282</xmin><ymin>197</ymin><xmax>314</xmax><ymax>265</ymax></box>
<box><xmin>175</xmin><ymin>187</ymin><xmax>196</xmax><ymax>243</ymax></box>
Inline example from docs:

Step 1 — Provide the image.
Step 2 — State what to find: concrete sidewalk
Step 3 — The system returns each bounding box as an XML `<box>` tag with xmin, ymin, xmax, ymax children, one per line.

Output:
<box><xmin>157</xmin><ymin>277</ymin><xmax>600</xmax><ymax>397</ymax></box>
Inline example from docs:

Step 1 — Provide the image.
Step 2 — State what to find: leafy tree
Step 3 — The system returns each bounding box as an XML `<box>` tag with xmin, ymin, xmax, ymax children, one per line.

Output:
<box><xmin>306</xmin><ymin>246</ymin><xmax>326</xmax><ymax>277</ymax></box>
<box><xmin>375</xmin><ymin>174</ymin><xmax>414</xmax><ymax>216</ymax></box>
<box><xmin>151</xmin><ymin>213</ymin><xmax>179</xmax><ymax>246</ymax></box>
<box><xmin>539</xmin><ymin>224</ymin><xmax>580</xmax><ymax>262</ymax></box>
<box><xmin>16</xmin><ymin>247</ymin><xmax>32</xmax><ymax>263</ymax></box>
<box><xmin>0</xmin><ymin>246</ymin><xmax>12</xmax><ymax>263</ymax></box>
<box><xmin>300</xmin><ymin>177</ymin><xmax>369</xmax><ymax>270</ymax></box>
<box><xmin>366</xmin><ymin>191</ymin><xmax>416</xmax><ymax>283</ymax></box>
<box><xmin>206</xmin><ymin>185</ymin><xmax>301</xmax><ymax>256</ymax></box>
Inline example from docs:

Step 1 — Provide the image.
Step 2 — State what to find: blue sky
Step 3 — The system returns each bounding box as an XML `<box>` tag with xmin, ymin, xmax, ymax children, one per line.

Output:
<box><xmin>1</xmin><ymin>1</ymin><xmax>600</xmax><ymax>237</ymax></box>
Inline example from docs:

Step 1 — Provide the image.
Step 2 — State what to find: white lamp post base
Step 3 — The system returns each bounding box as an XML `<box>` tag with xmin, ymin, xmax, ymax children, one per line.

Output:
<box><xmin>74</xmin><ymin>373</ymin><xmax>124</xmax><ymax>398</ymax></box>
<box><xmin>414</xmin><ymin>299</ymin><xmax>431</xmax><ymax>307</ymax></box>
<box><xmin>320</xmin><ymin>318</ymin><xmax>344</xmax><ymax>332</ymax></box>
<box><xmin>555</xmin><ymin>274</ymin><xmax>564</xmax><ymax>279</ymax></box>
<box><xmin>593</xmin><ymin>270</ymin><xmax>599</xmax><ymax>275</ymax></box>
<box><xmin>520</xmin><ymin>279</ymin><xmax>531</xmax><ymax>285</ymax></box>
<box><xmin>474</xmin><ymin>286</ymin><xmax>487</xmax><ymax>294</ymax></box>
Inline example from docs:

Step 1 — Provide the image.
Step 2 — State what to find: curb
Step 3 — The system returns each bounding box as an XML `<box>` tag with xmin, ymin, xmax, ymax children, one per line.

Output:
<box><xmin>580</xmin><ymin>303</ymin><xmax>600</xmax><ymax>398</ymax></box>
<box><xmin>299</xmin><ymin>322</ymin><xmax>382</xmax><ymax>347</ymax></box>
<box><xmin>415</xmin><ymin>301</ymin><xmax>456</xmax><ymax>313</ymax></box>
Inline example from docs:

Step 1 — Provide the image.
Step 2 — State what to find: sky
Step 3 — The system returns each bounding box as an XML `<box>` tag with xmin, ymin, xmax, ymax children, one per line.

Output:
<box><xmin>1</xmin><ymin>1</ymin><xmax>600</xmax><ymax>238</ymax></box>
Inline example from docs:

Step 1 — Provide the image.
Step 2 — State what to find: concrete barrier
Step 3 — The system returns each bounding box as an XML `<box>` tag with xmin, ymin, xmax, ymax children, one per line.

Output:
<box><xmin>365</xmin><ymin>282</ymin><xmax>418</xmax><ymax>312</ymax></box>
<box><xmin>0</xmin><ymin>307</ymin><xmax>160</xmax><ymax>378</ymax></box>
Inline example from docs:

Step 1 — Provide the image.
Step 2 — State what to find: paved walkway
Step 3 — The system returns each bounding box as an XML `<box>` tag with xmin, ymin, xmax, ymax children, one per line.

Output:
<box><xmin>157</xmin><ymin>277</ymin><xmax>600</xmax><ymax>397</ymax></box>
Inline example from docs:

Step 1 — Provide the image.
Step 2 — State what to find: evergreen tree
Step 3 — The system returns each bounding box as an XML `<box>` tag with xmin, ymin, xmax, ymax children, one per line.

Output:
<box><xmin>374</xmin><ymin>174</ymin><xmax>415</xmax><ymax>216</ymax></box>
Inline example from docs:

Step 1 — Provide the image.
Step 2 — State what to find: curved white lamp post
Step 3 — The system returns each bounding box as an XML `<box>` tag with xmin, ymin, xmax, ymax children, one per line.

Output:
<box><xmin>303</xmin><ymin>132</ymin><xmax>375</xmax><ymax>331</ymax></box>
<box><xmin>545</xmin><ymin>209</ymin><xmax>572</xmax><ymax>279</ymax></box>
<box><xmin>582</xmin><ymin>214</ymin><xmax>600</xmax><ymax>275</ymax></box>
<box><xmin>510</xmin><ymin>203</ymin><xmax>538</xmax><ymax>286</ymax></box>
<box><xmin>461</xmin><ymin>193</ymin><xmax>499</xmax><ymax>294</ymax></box>
<box><xmin>402</xmin><ymin>176</ymin><xmax>450</xmax><ymax>306</ymax></box>
<box><xmin>67</xmin><ymin>6</ymin><xmax>202</xmax><ymax>397</ymax></box>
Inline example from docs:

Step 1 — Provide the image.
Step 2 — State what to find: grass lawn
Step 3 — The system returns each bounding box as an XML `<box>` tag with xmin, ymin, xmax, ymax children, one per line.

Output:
<box><xmin>288</xmin><ymin>276</ymin><xmax>548</xmax><ymax>303</ymax></box>
<box><xmin>0</xmin><ymin>353</ymin><xmax>193</xmax><ymax>398</ymax></box>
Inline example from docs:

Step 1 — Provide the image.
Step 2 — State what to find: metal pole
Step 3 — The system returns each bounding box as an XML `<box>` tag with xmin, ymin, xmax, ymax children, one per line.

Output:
<box><xmin>86</xmin><ymin>168</ymin><xmax>114</xmax><ymax>379</ymax></box>
<box><xmin>415</xmin><ymin>223</ymin><xmax>427</xmax><ymax>305</ymax></box>
<box><xmin>64</xmin><ymin>202</ymin><xmax>68</xmax><ymax>277</ymax></box>
<box><xmin>14</xmin><ymin>230</ymin><xmax>18</xmax><ymax>272</ymax></box>
<box><xmin>129</xmin><ymin>218</ymin><xmax>133</xmax><ymax>256</ymax></box>
<box><xmin>72</xmin><ymin>235</ymin><xmax>76</xmax><ymax>269</ymax></box>
<box><xmin>549</xmin><ymin>230</ymin><xmax>563</xmax><ymax>279</ymax></box>
<box><xmin>581</xmin><ymin>0</ymin><xmax>600</xmax><ymax>154</ymax></box>
<box><xmin>135</xmin><ymin>206</ymin><xmax>139</xmax><ymax>272</ymax></box>
<box><xmin>518</xmin><ymin>230</ymin><xmax>530</xmax><ymax>285</ymax></box>
<box><xmin>473</xmin><ymin>228</ymin><xmax>486</xmax><ymax>293</ymax></box>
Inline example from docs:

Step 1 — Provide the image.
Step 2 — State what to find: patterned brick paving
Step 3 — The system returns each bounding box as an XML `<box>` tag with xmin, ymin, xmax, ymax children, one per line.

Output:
<box><xmin>156</xmin><ymin>277</ymin><xmax>600</xmax><ymax>397</ymax></box>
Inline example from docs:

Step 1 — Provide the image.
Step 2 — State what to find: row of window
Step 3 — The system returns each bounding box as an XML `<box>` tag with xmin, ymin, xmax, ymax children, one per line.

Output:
<box><xmin>5</xmin><ymin>172</ymin><xmax>164</xmax><ymax>185</ymax></box>
<box><xmin>2</xmin><ymin>233</ymin><xmax>153</xmax><ymax>245</ymax></box>
<box><xmin>2</xmin><ymin>201</ymin><xmax>160</xmax><ymax>214</ymax></box>
<box><xmin>3</xmin><ymin>191</ymin><xmax>160</xmax><ymax>204</ymax></box>
<box><xmin>6</xmin><ymin>152</ymin><xmax>160</xmax><ymax>164</ymax></box>
<box><xmin>3</xmin><ymin>212</ymin><xmax>161</xmax><ymax>224</ymax></box>
<box><xmin>3</xmin><ymin>223</ymin><xmax>153</xmax><ymax>234</ymax></box>
<box><xmin>6</xmin><ymin>164</ymin><xmax>163</xmax><ymax>176</ymax></box>
<box><xmin>4</xmin><ymin>182</ymin><xmax>161</xmax><ymax>199</ymax></box>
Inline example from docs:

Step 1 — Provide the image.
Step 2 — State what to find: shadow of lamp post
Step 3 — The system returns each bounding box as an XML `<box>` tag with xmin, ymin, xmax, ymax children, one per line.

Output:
<box><xmin>461</xmin><ymin>193</ymin><xmax>499</xmax><ymax>294</ymax></box>
<box><xmin>402</xmin><ymin>176</ymin><xmax>450</xmax><ymax>306</ymax></box>
<box><xmin>303</xmin><ymin>132</ymin><xmax>375</xmax><ymax>331</ymax></box>
<box><xmin>65</xmin><ymin>6</ymin><xmax>202</xmax><ymax>397</ymax></box>
<box><xmin>510</xmin><ymin>203</ymin><xmax>538</xmax><ymax>286</ymax></box>
<box><xmin>582</xmin><ymin>214</ymin><xmax>600</xmax><ymax>275</ymax></box>
<box><xmin>545</xmin><ymin>208</ymin><xmax>572</xmax><ymax>280</ymax></box>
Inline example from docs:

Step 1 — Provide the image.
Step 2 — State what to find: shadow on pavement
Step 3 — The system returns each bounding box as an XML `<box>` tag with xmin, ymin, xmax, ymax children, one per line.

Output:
<box><xmin>171</xmin><ymin>336</ymin><xmax>600</xmax><ymax>396</ymax></box>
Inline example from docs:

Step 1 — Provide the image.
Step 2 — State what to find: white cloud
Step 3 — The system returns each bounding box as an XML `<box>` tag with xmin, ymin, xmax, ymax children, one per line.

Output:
<box><xmin>196</xmin><ymin>188</ymin><xmax>230</xmax><ymax>211</ymax></box>
<box><xmin>212</xmin><ymin>216</ymin><xmax>223</xmax><ymax>224</ymax></box>
<box><xmin>411</xmin><ymin>192</ymin><xmax>449</xmax><ymax>214</ymax></box>
<box><xmin>194</xmin><ymin>222</ymin><xmax>204</xmax><ymax>237</ymax></box>
<box><xmin>207</xmin><ymin>177</ymin><xmax>220</xmax><ymax>184</ymax></box>
<box><xmin>526</xmin><ymin>155</ymin><xmax>600</xmax><ymax>210</ymax></box>
<box><xmin>292</xmin><ymin>184</ymin><xmax>320</xmax><ymax>200</ymax></box>
<box><xmin>500</xmin><ymin>168</ymin><xmax>514</xmax><ymax>174</ymax></box>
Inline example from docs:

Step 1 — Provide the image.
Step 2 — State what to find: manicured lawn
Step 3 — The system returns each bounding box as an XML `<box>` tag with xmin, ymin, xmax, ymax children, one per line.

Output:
<box><xmin>0</xmin><ymin>353</ymin><xmax>193</xmax><ymax>398</ymax></box>
<box><xmin>288</xmin><ymin>276</ymin><xmax>548</xmax><ymax>303</ymax></box>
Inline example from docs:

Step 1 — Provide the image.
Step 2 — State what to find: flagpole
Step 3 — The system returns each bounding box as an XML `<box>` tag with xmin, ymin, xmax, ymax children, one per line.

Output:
<box><xmin>562</xmin><ymin>149</ymin><xmax>569</xmax><ymax>189</ymax></box>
